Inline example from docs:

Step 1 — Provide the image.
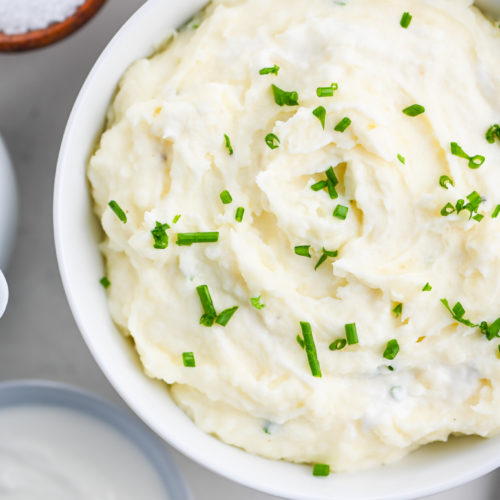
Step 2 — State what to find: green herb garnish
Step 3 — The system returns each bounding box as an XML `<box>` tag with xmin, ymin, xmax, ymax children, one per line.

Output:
<box><xmin>182</xmin><ymin>352</ymin><xmax>196</xmax><ymax>367</ymax></box>
<box><xmin>224</xmin><ymin>134</ymin><xmax>234</xmax><ymax>155</ymax></box>
<box><xmin>235</xmin><ymin>206</ymin><xmax>245</xmax><ymax>222</ymax></box>
<box><xmin>316</xmin><ymin>83</ymin><xmax>338</xmax><ymax>97</ymax></box>
<box><xmin>177</xmin><ymin>232</ymin><xmax>219</xmax><ymax>246</ymax></box>
<box><xmin>402</xmin><ymin>104</ymin><xmax>425</xmax><ymax>116</ymax></box>
<box><xmin>151</xmin><ymin>221</ymin><xmax>170</xmax><ymax>249</ymax></box>
<box><xmin>196</xmin><ymin>284</ymin><xmax>217</xmax><ymax>327</ymax></box>
<box><xmin>259</xmin><ymin>65</ymin><xmax>280</xmax><ymax>75</ymax></box>
<box><xmin>265</xmin><ymin>133</ymin><xmax>280</xmax><ymax>149</ymax></box>
<box><xmin>392</xmin><ymin>303</ymin><xmax>403</xmax><ymax>318</ymax></box>
<box><xmin>383</xmin><ymin>339</ymin><xmax>400</xmax><ymax>360</ymax></box>
<box><xmin>220</xmin><ymin>190</ymin><xmax>232</xmax><ymax>204</ymax></box>
<box><xmin>334</xmin><ymin>117</ymin><xmax>351</xmax><ymax>132</ymax></box>
<box><xmin>486</xmin><ymin>124</ymin><xmax>500</xmax><ymax>144</ymax></box>
<box><xmin>333</xmin><ymin>204</ymin><xmax>348</xmax><ymax>220</ymax></box>
<box><xmin>450</xmin><ymin>142</ymin><xmax>485</xmax><ymax>169</ymax></box>
<box><xmin>422</xmin><ymin>282</ymin><xmax>432</xmax><ymax>292</ymax></box>
<box><xmin>345</xmin><ymin>323</ymin><xmax>359</xmax><ymax>345</ymax></box>
<box><xmin>300</xmin><ymin>321</ymin><xmax>322</xmax><ymax>377</ymax></box>
<box><xmin>173</xmin><ymin>214</ymin><xmax>181</xmax><ymax>224</ymax></box>
<box><xmin>108</xmin><ymin>200</ymin><xmax>127</xmax><ymax>223</ymax></box>
<box><xmin>397</xmin><ymin>154</ymin><xmax>406</xmax><ymax>164</ymax></box>
<box><xmin>100</xmin><ymin>277</ymin><xmax>111</xmax><ymax>288</ymax></box>
<box><xmin>329</xmin><ymin>338</ymin><xmax>346</xmax><ymax>351</ymax></box>
<box><xmin>313</xmin><ymin>106</ymin><xmax>326</xmax><ymax>129</ymax></box>
<box><xmin>297</xmin><ymin>334</ymin><xmax>305</xmax><ymax>349</ymax></box>
<box><xmin>400</xmin><ymin>12</ymin><xmax>412</xmax><ymax>28</ymax></box>
<box><xmin>312</xmin><ymin>464</ymin><xmax>330</xmax><ymax>476</ymax></box>
<box><xmin>294</xmin><ymin>245</ymin><xmax>311</xmax><ymax>258</ymax></box>
<box><xmin>271</xmin><ymin>84</ymin><xmax>299</xmax><ymax>106</ymax></box>
<box><xmin>311</xmin><ymin>180</ymin><xmax>328</xmax><ymax>191</ymax></box>
<box><xmin>250</xmin><ymin>296</ymin><xmax>265</xmax><ymax>310</ymax></box>
<box><xmin>440</xmin><ymin>191</ymin><xmax>483</xmax><ymax>220</ymax></box>
<box><xmin>314</xmin><ymin>248</ymin><xmax>338</xmax><ymax>270</ymax></box>
<box><xmin>439</xmin><ymin>175</ymin><xmax>454</xmax><ymax>189</ymax></box>
<box><xmin>215</xmin><ymin>306</ymin><xmax>239</xmax><ymax>326</ymax></box>
<box><xmin>492</xmin><ymin>205</ymin><xmax>500</xmax><ymax>218</ymax></box>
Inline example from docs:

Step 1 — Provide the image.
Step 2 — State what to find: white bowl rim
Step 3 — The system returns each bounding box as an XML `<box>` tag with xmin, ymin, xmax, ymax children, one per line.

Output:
<box><xmin>54</xmin><ymin>1</ymin><xmax>500</xmax><ymax>499</ymax></box>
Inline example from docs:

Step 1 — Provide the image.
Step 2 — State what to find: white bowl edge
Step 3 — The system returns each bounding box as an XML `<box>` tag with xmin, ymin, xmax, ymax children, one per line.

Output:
<box><xmin>53</xmin><ymin>1</ymin><xmax>500</xmax><ymax>499</ymax></box>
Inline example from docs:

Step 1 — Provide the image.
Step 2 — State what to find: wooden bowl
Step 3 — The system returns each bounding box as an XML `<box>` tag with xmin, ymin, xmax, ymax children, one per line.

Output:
<box><xmin>0</xmin><ymin>0</ymin><xmax>108</xmax><ymax>52</ymax></box>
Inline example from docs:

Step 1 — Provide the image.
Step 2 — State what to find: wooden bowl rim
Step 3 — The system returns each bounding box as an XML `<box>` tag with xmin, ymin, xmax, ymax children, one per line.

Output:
<box><xmin>0</xmin><ymin>0</ymin><xmax>107</xmax><ymax>52</ymax></box>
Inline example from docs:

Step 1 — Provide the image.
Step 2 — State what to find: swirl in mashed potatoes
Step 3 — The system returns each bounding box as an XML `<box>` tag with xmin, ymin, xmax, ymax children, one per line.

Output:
<box><xmin>89</xmin><ymin>0</ymin><xmax>500</xmax><ymax>471</ymax></box>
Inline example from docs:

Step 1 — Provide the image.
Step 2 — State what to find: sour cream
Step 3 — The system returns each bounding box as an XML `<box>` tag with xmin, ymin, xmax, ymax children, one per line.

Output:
<box><xmin>0</xmin><ymin>405</ymin><xmax>170</xmax><ymax>499</ymax></box>
<box><xmin>89</xmin><ymin>0</ymin><xmax>500</xmax><ymax>471</ymax></box>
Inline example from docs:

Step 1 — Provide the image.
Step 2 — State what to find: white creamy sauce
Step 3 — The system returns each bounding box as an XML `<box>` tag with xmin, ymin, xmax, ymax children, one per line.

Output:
<box><xmin>89</xmin><ymin>0</ymin><xmax>500</xmax><ymax>471</ymax></box>
<box><xmin>0</xmin><ymin>405</ymin><xmax>170</xmax><ymax>499</ymax></box>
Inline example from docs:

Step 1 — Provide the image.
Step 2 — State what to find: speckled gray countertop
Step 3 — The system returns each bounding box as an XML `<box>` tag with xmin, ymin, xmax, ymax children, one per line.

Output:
<box><xmin>0</xmin><ymin>1</ymin><xmax>497</xmax><ymax>498</ymax></box>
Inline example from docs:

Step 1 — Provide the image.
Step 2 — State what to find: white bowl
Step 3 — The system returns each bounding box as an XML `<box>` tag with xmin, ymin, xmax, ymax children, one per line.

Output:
<box><xmin>54</xmin><ymin>1</ymin><xmax>500</xmax><ymax>498</ymax></box>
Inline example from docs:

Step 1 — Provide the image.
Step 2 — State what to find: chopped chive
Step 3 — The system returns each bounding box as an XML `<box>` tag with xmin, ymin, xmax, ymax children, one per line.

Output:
<box><xmin>392</xmin><ymin>303</ymin><xmax>403</xmax><ymax>318</ymax></box>
<box><xmin>250</xmin><ymin>296</ymin><xmax>265</xmax><ymax>310</ymax></box>
<box><xmin>300</xmin><ymin>321</ymin><xmax>322</xmax><ymax>377</ymax></box>
<box><xmin>100</xmin><ymin>277</ymin><xmax>111</xmax><ymax>288</ymax></box>
<box><xmin>314</xmin><ymin>248</ymin><xmax>338</xmax><ymax>270</ymax></box>
<box><xmin>265</xmin><ymin>133</ymin><xmax>280</xmax><ymax>149</ymax></box>
<box><xmin>215</xmin><ymin>306</ymin><xmax>239</xmax><ymax>326</ymax></box>
<box><xmin>182</xmin><ymin>352</ymin><xmax>196</xmax><ymax>367</ymax></box>
<box><xmin>235</xmin><ymin>207</ymin><xmax>245</xmax><ymax>222</ymax></box>
<box><xmin>468</xmin><ymin>155</ymin><xmax>485</xmax><ymax>169</ymax></box>
<box><xmin>259</xmin><ymin>65</ymin><xmax>280</xmax><ymax>75</ymax></box>
<box><xmin>311</xmin><ymin>180</ymin><xmax>328</xmax><ymax>191</ymax></box>
<box><xmin>296</xmin><ymin>334</ymin><xmax>305</xmax><ymax>349</ymax></box>
<box><xmin>177</xmin><ymin>232</ymin><xmax>219</xmax><ymax>246</ymax></box>
<box><xmin>492</xmin><ymin>205</ymin><xmax>500</xmax><ymax>218</ymax></box>
<box><xmin>383</xmin><ymin>339</ymin><xmax>400</xmax><ymax>360</ymax></box>
<box><xmin>387</xmin><ymin>365</ymin><xmax>395</xmax><ymax>371</ymax></box>
<box><xmin>151</xmin><ymin>221</ymin><xmax>170</xmax><ymax>249</ymax></box>
<box><xmin>345</xmin><ymin>323</ymin><xmax>358</xmax><ymax>345</ymax></box>
<box><xmin>400</xmin><ymin>12</ymin><xmax>412</xmax><ymax>28</ymax></box>
<box><xmin>173</xmin><ymin>214</ymin><xmax>181</xmax><ymax>224</ymax></box>
<box><xmin>312</xmin><ymin>106</ymin><xmax>327</xmax><ymax>129</ymax></box>
<box><xmin>220</xmin><ymin>190</ymin><xmax>232</xmax><ymax>204</ymax></box>
<box><xmin>334</xmin><ymin>117</ymin><xmax>351</xmax><ymax>132</ymax></box>
<box><xmin>422</xmin><ymin>282</ymin><xmax>432</xmax><ymax>292</ymax></box>
<box><xmin>325</xmin><ymin>166</ymin><xmax>338</xmax><ymax>186</ymax></box>
<box><xmin>316</xmin><ymin>83</ymin><xmax>338</xmax><ymax>97</ymax></box>
<box><xmin>472</xmin><ymin>214</ymin><xmax>484</xmax><ymax>222</ymax></box>
<box><xmin>196</xmin><ymin>285</ymin><xmax>217</xmax><ymax>327</ymax></box>
<box><xmin>271</xmin><ymin>84</ymin><xmax>299</xmax><ymax>106</ymax></box>
<box><xmin>108</xmin><ymin>200</ymin><xmax>127</xmax><ymax>223</ymax></box>
<box><xmin>224</xmin><ymin>134</ymin><xmax>234</xmax><ymax>155</ymax></box>
<box><xmin>312</xmin><ymin>464</ymin><xmax>330</xmax><ymax>476</ymax></box>
<box><xmin>333</xmin><ymin>204</ymin><xmax>348</xmax><ymax>220</ymax></box>
<box><xmin>397</xmin><ymin>154</ymin><xmax>406</xmax><ymax>164</ymax></box>
<box><xmin>294</xmin><ymin>245</ymin><xmax>311</xmax><ymax>258</ymax></box>
<box><xmin>439</xmin><ymin>175</ymin><xmax>454</xmax><ymax>189</ymax></box>
<box><xmin>325</xmin><ymin>166</ymin><xmax>339</xmax><ymax>199</ymax></box>
<box><xmin>440</xmin><ymin>298</ymin><xmax>478</xmax><ymax>328</ymax></box>
<box><xmin>485</xmin><ymin>124</ymin><xmax>500</xmax><ymax>144</ymax></box>
<box><xmin>440</xmin><ymin>202</ymin><xmax>456</xmax><ymax>216</ymax></box>
<box><xmin>450</xmin><ymin>142</ymin><xmax>485</xmax><ymax>169</ymax></box>
<box><xmin>329</xmin><ymin>338</ymin><xmax>346</xmax><ymax>351</ymax></box>
<box><xmin>402</xmin><ymin>104</ymin><xmax>425</xmax><ymax>116</ymax></box>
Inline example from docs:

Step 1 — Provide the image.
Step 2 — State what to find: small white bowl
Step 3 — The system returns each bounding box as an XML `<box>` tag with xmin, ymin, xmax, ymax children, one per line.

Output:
<box><xmin>54</xmin><ymin>1</ymin><xmax>500</xmax><ymax>498</ymax></box>
<box><xmin>0</xmin><ymin>134</ymin><xmax>17</xmax><ymax>318</ymax></box>
<box><xmin>0</xmin><ymin>379</ymin><xmax>190</xmax><ymax>499</ymax></box>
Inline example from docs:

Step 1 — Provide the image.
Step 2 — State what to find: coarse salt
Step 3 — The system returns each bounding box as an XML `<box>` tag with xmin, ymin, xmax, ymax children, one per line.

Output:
<box><xmin>0</xmin><ymin>0</ymin><xmax>86</xmax><ymax>35</ymax></box>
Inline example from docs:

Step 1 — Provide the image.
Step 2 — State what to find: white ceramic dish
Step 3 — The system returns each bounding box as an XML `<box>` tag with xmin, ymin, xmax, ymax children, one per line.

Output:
<box><xmin>54</xmin><ymin>1</ymin><xmax>500</xmax><ymax>499</ymax></box>
<box><xmin>0</xmin><ymin>379</ymin><xmax>190</xmax><ymax>499</ymax></box>
<box><xmin>0</xmin><ymin>135</ymin><xmax>17</xmax><ymax>318</ymax></box>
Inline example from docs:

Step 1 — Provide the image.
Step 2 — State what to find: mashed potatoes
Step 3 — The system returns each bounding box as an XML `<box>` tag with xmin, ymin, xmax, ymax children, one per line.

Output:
<box><xmin>88</xmin><ymin>0</ymin><xmax>500</xmax><ymax>471</ymax></box>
